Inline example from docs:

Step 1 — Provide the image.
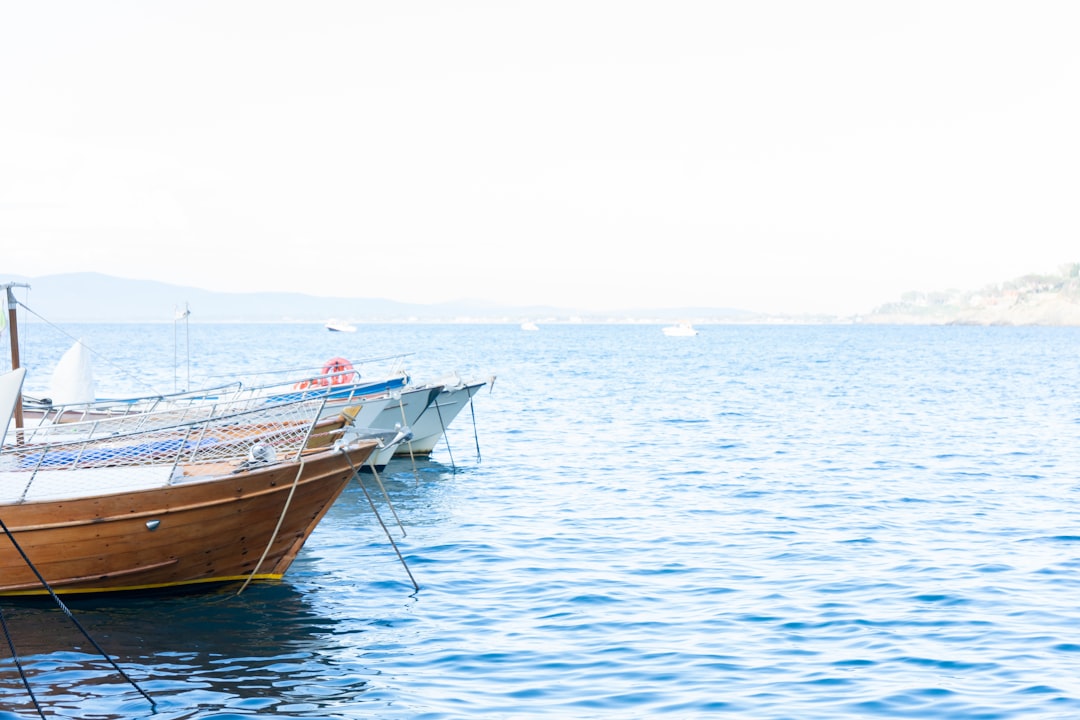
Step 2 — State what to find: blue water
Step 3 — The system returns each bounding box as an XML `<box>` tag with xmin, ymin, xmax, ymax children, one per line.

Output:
<box><xmin>4</xmin><ymin>322</ymin><xmax>1080</xmax><ymax>719</ymax></box>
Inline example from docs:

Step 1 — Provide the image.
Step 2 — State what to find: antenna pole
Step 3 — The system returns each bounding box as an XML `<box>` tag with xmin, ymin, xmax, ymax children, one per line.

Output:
<box><xmin>3</xmin><ymin>283</ymin><xmax>29</xmax><ymax>430</ymax></box>
<box><xmin>185</xmin><ymin>302</ymin><xmax>190</xmax><ymax>392</ymax></box>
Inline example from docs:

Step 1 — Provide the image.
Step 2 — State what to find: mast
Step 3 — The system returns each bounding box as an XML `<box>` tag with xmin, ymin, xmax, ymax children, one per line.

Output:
<box><xmin>3</xmin><ymin>282</ymin><xmax>29</xmax><ymax>430</ymax></box>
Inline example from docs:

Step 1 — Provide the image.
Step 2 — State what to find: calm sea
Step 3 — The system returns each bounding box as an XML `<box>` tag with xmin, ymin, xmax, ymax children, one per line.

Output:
<box><xmin>3</xmin><ymin>322</ymin><xmax>1080</xmax><ymax>719</ymax></box>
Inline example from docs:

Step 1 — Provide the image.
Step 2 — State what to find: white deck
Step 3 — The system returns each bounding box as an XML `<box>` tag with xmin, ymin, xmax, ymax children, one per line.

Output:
<box><xmin>1</xmin><ymin>464</ymin><xmax>185</xmax><ymax>503</ymax></box>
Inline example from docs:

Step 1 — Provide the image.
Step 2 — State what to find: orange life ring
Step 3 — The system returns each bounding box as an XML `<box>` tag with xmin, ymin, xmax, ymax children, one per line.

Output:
<box><xmin>321</xmin><ymin>357</ymin><xmax>355</xmax><ymax>386</ymax></box>
<box><xmin>293</xmin><ymin>357</ymin><xmax>355</xmax><ymax>390</ymax></box>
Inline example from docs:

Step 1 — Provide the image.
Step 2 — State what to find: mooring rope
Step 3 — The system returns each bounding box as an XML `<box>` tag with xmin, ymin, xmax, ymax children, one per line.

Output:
<box><xmin>0</xmin><ymin>605</ymin><xmax>46</xmax><ymax>719</ymax></box>
<box><xmin>365</xmin><ymin>457</ymin><xmax>406</xmax><ymax>538</ymax></box>
<box><xmin>466</xmin><ymin>376</ymin><xmax>494</xmax><ymax>465</ymax></box>
<box><xmin>394</xmin><ymin>394</ymin><xmax>421</xmax><ymax>483</ymax></box>
<box><xmin>433</xmin><ymin>391</ymin><xmax>455</xmax><ymax>471</ymax></box>
<box><xmin>236</xmin><ymin>458</ymin><xmax>306</xmax><ymax>596</ymax></box>
<box><xmin>397</xmin><ymin>394</ymin><xmax>416</xmax><ymax>464</ymax></box>
<box><xmin>0</xmin><ymin>516</ymin><xmax>156</xmax><ymax>709</ymax></box>
<box><xmin>9</xmin><ymin>299</ymin><xmax>162</xmax><ymax>396</ymax></box>
<box><xmin>343</xmin><ymin>452</ymin><xmax>419</xmax><ymax>593</ymax></box>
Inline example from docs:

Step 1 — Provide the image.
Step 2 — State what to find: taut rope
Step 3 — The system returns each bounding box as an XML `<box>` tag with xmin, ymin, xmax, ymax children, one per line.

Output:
<box><xmin>0</xmin><ymin>605</ymin><xmax>45</xmax><ymax>718</ymax></box>
<box><xmin>343</xmin><ymin>453</ymin><xmax>419</xmax><ymax>593</ymax></box>
<box><xmin>0</xmin><ymin>516</ymin><xmax>156</xmax><ymax>709</ymax></box>
<box><xmin>236</xmin><ymin>459</ymin><xmax>306</xmax><ymax>596</ymax></box>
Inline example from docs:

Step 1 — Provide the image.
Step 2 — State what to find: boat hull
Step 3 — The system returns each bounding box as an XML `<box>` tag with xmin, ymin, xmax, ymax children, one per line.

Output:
<box><xmin>662</xmin><ymin>323</ymin><xmax>698</xmax><ymax>336</ymax></box>
<box><xmin>351</xmin><ymin>386</ymin><xmax>442</xmax><ymax>434</ymax></box>
<box><xmin>394</xmin><ymin>381</ymin><xmax>485</xmax><ymax>456</ymax></box>
<box><xmin>0</xmin><ymin>441</ymin><xmax>376</xmax><ymax>596</ymax></box>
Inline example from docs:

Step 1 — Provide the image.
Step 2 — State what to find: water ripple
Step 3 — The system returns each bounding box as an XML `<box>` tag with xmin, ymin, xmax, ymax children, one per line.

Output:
<box><xmin>6</xmin><ymin>324</ymin><xmax>1080</xmax><ymax>717</ymax></box>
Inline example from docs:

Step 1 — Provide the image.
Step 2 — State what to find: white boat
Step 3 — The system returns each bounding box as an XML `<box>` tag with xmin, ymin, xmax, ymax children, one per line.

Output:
<box><xmin>344</xmin><ymin>385</ymin><xmax>445</xmax><ymax>469</ymax></box>
<box><xmin>325</xmin><ymin>320</ymin><xmax>357</xmax><ymax>333</ymax></box>
<box><xmin>394</xmin><ymin>375</ymin><xmax>487</xmax><ymax>457</ymax></box>
<box><xmin>662</xmin><ymin>322</ymin><xmax>699</xmax><ymax>337</ymax></box>
<box><xmin>520</xmin><ymin>321</ymin><xmax>539</xmax><ymax>331</ymax></box>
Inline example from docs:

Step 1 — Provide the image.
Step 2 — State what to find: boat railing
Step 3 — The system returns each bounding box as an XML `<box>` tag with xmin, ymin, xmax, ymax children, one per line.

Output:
<box><xmin>17</xmin><ymin>371</ymin><xmax>411</xmax><ymax>441</ymax></box>
<box><xmin>21</xmin><ymin>380</ymin><xmax>248</xmax><ymax>425</ymax></box>
<box><xmin>1</xmin><ymin>396</ymin><xmax>342</xmax><ymax>502</ymax></box>
<box><xmin>11</xmin><ymin>370</ymin><xmax>408</xmax><ymax>446</ymax></box>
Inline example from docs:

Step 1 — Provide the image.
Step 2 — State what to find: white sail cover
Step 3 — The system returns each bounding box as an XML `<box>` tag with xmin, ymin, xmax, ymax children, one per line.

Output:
<box><xmin>49</xmin><ymin>340</ymin><xmax>97</xmax><ymax>405</ymax></box>
<box><xmin>1</xmin><ymin>367</ymin><xmax>26</xmax><ymax>437</ymax></box>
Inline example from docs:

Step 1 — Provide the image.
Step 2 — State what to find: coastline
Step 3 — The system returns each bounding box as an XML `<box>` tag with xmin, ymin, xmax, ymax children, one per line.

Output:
<box><xmin>858</xmin><ymin>291</ymin><xmax>1080</xmax><ymax>327</ymax></box>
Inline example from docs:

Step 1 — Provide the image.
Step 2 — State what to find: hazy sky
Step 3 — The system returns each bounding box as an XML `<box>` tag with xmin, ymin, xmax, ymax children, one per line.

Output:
<box><xmin>3</xmin><ymin>2</ymin><xmax>1078</xmax><ymax>315</ymax></box>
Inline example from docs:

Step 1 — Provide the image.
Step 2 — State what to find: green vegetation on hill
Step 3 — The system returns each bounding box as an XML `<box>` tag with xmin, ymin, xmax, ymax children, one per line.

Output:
<box><xmin>867</xmin><ymin>263</ymin><xmax>1080</xmax><ymax>326</ymax></box>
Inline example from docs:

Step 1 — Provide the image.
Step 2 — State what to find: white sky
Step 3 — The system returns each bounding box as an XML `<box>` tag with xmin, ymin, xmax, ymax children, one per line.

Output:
<box><xmin>2</xmin><ymin>1</ymin><xmax>1078</xmax><ymax>315</ymax></box>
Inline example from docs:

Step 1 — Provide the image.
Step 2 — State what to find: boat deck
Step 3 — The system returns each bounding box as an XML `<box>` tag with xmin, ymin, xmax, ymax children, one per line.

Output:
<box><xmin>0</xmin><ymin>462</ymin><xmax>239</xmax><ymax>503</ymax></box>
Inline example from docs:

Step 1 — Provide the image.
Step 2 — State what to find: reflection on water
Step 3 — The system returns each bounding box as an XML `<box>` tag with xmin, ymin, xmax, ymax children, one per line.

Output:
<box><xmin>4</xmin><ymin>582</ymin><xmax>332</xmax><ymax>658</ymax></box>
<box><xmin>1</xmin><ymin>583</ymin><xmax>358</xmax><ymax>717</ymax></box>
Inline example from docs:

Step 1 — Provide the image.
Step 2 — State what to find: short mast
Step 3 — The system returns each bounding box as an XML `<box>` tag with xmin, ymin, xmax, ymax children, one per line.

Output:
<box><xmin>3</xmin><ymin>282</ymin><xmax>30</xmax><ymax>430</ymax></box>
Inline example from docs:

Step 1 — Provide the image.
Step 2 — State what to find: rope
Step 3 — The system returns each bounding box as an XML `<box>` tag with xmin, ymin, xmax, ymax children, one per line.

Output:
<box><xmin>466</xmin><ymin>376</ymin><xmax>493</xmax><ymax>464</ymax></box>
<box><xmin>396</xmin><ymin>394</ymin><xmax>421</xmax><ymax>481</ymax></box>
<box><xmin>10</xmin><ymin>299</ymin><xmax>162</xmax><ymax>395</ymax></box>
<box><xmin>1</xmin><ymin>606</ymin><xmax>46</xmax><ymax>718</ymax></box>
<box><xmin>365</xmin><ymin>457</ymin><xmax>406</xmax><ymax>538</ymax></box>
<box><xmin>343</xmin><ymin>452</ymin><xmax>418</xmax><ymax>592</ymax></box>
<box><xmin>10</xmin><ymin>294</ymin><xmax>411</xmax><ymax>395</ymax></box>
<box><xmin>434</xmin><ymin>391</ymin><xmax>455</xmax><ymax>471</ymax></box>
<box><xmin>236</xmin><ymin>458</ymin><xmax>306</xmax><ymax>596</ymax></box>
<box><xmin>0</xmin><ymin>516</ymin><xmax>156</xmax><ymax>709</ymax></box>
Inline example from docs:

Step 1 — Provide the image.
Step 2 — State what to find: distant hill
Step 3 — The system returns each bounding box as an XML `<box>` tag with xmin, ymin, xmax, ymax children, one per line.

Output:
<box><xmin>2</xmin><ymin>273</ymin><xmax>754</xmax><ymax>324</ymax></box>
<box><xmin>863</xmin><ymin>263</ymin><xmax>1080</xmax><ymax>326</ymax></box>
<box><xmin>9</xmin><ymin>268</ymin><xmax>1080</xmax><ymax>325</ymax></box>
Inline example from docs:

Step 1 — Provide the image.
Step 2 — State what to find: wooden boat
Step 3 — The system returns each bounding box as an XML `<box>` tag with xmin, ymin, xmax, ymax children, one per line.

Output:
<box><xmin>0</xmin><ymin>366</ymin><xmax>378</xmax><ymax>596</ymax></box>
<box><xmin>11</xmin><ymin>341</ymin><xmax>411</xmax><ymax>473</ymax></box>
<box><xmin>1</xmin><ymin>285</ymin><xmax>379</xmax><ymax>596</ymax></box>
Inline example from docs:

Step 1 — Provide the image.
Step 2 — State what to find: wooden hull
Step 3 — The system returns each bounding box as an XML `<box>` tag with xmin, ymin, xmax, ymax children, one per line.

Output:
<box><xmin>0</xmin><ymin>441</ymin><xmax>376</xmax><ymax>596</ymax></box>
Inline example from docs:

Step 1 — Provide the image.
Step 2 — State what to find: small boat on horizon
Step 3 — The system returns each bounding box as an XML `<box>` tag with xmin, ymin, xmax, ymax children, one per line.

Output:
<box><xmin>520</xmin><ymin>321</ymin><xmax>539</xmax><ymax>331</ymax></box>
<box><xmin>662</xmin><ymin>322</ymin><xmax>699</xmax><ymax>337</ymax></box>
<box><xmin>325</xmin><ymin>319</ymin><xmax>357</xmax><ymax>333</ymax></box>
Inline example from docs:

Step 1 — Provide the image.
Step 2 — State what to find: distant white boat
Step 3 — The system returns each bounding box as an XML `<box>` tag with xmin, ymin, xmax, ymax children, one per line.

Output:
<box><xmin>325</xmin><ymin>320</ymin><xmax>357</xmax><ymax>333</ymax></box>
<box><xmin>520</xmin><ymin>321</ymin><xmax>539</xmax><ymax>331</ymax></box>
<box><xmin>662</xmin><ymin>322</ymin><xmax>698</xmax><ymax>337</ymax></box>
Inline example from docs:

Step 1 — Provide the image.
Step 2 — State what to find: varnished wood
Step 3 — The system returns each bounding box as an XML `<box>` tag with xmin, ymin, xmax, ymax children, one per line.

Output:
<box><xmin>0</xmin><ymin>439</ymin><xmax>376</xmax><ymax>595</ymax></box>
